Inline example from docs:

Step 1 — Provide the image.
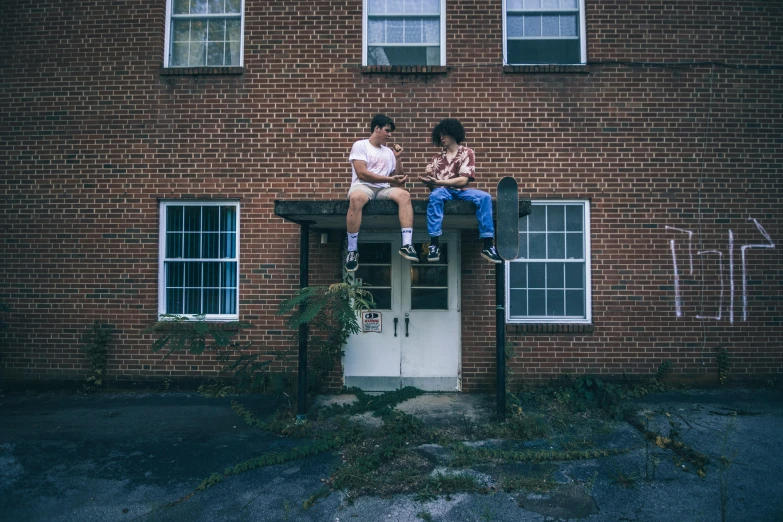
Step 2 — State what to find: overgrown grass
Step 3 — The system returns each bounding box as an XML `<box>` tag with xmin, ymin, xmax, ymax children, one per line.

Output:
<box><xmin>141</xmin><ymin>365</ymin><xmax>726</xmax><ymax>520</ymax></box>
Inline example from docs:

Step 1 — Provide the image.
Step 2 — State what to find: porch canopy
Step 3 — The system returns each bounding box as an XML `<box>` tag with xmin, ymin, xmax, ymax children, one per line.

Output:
<box><xmin>274</xmin><ymin>199</ymin><xmax>532</xmax><ymax>230</ymax></box>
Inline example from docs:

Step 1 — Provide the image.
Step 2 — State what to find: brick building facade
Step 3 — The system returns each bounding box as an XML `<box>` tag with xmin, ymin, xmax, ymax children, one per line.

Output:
<box><xmin>1</xmin><ymin>1</ymin><xmax>781</xmax><ymax>391</ymax></box>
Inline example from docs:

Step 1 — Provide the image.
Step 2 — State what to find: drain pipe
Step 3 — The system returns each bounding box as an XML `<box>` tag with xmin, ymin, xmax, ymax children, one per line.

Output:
<box><xmin>297</xmin><ymin>222</ymin><xmax>310</xmax><ymax>418</ymax></box>
<box><xmin>495</xmin><ymin>262</ymin><xmax>506</xmax><ymax>422</ymax></box>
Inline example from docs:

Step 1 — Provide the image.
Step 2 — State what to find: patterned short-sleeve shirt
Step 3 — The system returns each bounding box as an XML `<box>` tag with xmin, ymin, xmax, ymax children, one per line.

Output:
<box><xmin>430</xmin><ymin>145</ymin><xmax>475</xmax><ymax>190</ymax></box>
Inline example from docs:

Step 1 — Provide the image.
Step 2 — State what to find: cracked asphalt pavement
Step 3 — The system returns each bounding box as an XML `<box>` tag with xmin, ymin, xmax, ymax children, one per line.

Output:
<box><xmin>1</xmin><ymin>387</ymin><xmax>781</xmax><ymax>521</ymax></box>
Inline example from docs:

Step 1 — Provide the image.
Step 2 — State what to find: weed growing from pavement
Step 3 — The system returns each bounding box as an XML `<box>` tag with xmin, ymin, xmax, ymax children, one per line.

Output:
<box><xmin>416</xmin><ymin>510</ymin><xmax>434</xmax><ymax>521</ymax></box>
<box><xmin>499</xmin><ymin>465</ymin><xmax>559</xmax><ymax>493</ymax></box>
<box><xmin>608</xmin><ymin>468</ymin><xmax>640</xmax><ymax>489</ymax></box>
<box><xmin>203</xmin><ymin>372</ymin><xmax>681</xmax><ymax>510</ymax></box>
<box><xmin>157</xmin><ymin>366</ymin><xmax>734</xmax><ymax>522</ymax></box>
<box><xmin>623</xmin><ymin>412</ymin><xmax>710</xmax><ymax>477</ymax></box>
<box><xmin>716</xmin><ymin>346</ymin><xmax>730</xmax><ymax>385</ymax></box>
<box><xmin>135</xmin><ymin>370</ymin><xmax>730</xmax><ymax>520</ymax></box>
<box><xmin>81</xmin><ymin>320</ymin><xmax>113</xmax><ymax>390</ymax></box>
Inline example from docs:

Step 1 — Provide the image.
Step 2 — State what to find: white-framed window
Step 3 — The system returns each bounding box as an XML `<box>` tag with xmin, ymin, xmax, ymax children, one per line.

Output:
<box><xmin>507</xmin><ymin>200</ymin><xmax>591</xmax><ymax>323</ymax></box>
<box><xmin>503</xmin><ymin>0</ymin><xmax>586</xmax><ymax>65</ymax></box>
<box><xmin>158</xmin><ymin>201</ymin><xmax>240</xmax><ymax>320</ymax></box>
<box><xmin>164</xmin><ymin>0</ymin><xmax>245</xmax><ymax>68</ymax></box>
<box><xmin>363</xmin><ymin>0</ymin><xmax>446</xmax><ymax>66</ymax></box>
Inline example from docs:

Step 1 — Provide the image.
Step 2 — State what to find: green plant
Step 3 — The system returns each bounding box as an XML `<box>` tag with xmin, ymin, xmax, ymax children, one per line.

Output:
<box><xmin>480</xmin><ymin>508</ymin><xmax>497</xmax><ymax>522</ymax></box>
<box><xmin>145</xmin><ymin>374</ymin><xmax>683</xmax><ymax>520</ymax></box>
<box><xmin>625</xmin><ymin>412</ymin><xmax>709</xmax><ymax>477</ymax></box>
<box><xmin>499</xmin><ymin>466</ymin><xmax>557</xmax><ymax>493</ymax></box>
<box><xmin>608</xmin><ymin>469</ymin><xmax>639</xmax><ymax>489</ymax></box>
<box><xmin>315</xmin><ymin>386</ymin><xmax>424</xmax><ymax>418</ymax></box>
<box><xmin>145</xmin><ymin>314</ymin><xmax>284</xmax><ymax>393</ymax></box>
<box><xmin>519</xmin><ymin>368</ymin><xmax>669</xmax><ymax>422</ymax></box>
<box><xmin>656</xmin><ymin>360</ymin><xmax>672</xmax><ymax>381</ymax></box>
<box><xmin>413</xmin><ymin>473</ymin><xmax>481</xmax><ymax>502</ymax></box>
<box><xmin>146</xmin><ymin>314</ymin><xmax>251</xmax><ymax>358</ymax></box>
<box><xmin>0</xmin><ymin>300</ymin><xmax>9</xmax><ymax>331</ymax></box>
<box><xmin>584</xmin><ymin>470</ymin><xmax>599</xmax><ymax>494</ymax></box>
<box><xmin>716</xmin><ymin>347</ymin><xmax>730</xmax><ymax>385</ymax></box>
<box><xmin>81</xmin><ymin>320</ymin><xmax>113</xmax><ymax>389</ymax></box>
<box><xmin>504</xmin><ymin>341</ymin><xmax>523</xmax><ymax>415</ymax></box>
<box><xmin>145</xmin><ymin>283</ymin><xmax>373</xmax><ymax>401</ymax></box>
<box><xmin>277</xmin><ymin>283</ymin><xmax>375</xmax><ymax>394</ymax></box>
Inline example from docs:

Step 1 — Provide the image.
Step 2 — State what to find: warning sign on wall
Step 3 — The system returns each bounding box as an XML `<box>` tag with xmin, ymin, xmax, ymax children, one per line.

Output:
<box><xmin>361</xmin><ymin>311</ymin><xmax>382</xmax><ymax>333</ymax></box>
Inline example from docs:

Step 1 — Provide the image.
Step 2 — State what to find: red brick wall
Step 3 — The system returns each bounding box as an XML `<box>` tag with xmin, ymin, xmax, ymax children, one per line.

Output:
<box><xmin>1</xmin><ymin>0</ymin><xmax>781</xmax><ymax>390</ymax></box>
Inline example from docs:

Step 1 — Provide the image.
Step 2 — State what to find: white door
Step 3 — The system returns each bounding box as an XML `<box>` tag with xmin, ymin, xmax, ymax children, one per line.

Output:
<box><xmin>343</xmin><ymin>232</ymin><xmax>461</xmax><ymax>391</ymax></box>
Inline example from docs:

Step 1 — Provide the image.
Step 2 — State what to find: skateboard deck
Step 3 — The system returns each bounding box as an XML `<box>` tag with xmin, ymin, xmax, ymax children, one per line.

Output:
<box><xmin>496</xmin><ymin>177</ymin><xmax>520</xmax><ymax>261</ymax></box>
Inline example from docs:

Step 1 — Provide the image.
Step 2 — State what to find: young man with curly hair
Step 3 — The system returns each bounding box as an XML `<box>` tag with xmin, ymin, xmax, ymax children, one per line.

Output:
<box><xmin>345</xmin><ymin>114</ymin><xmax>417</xmax><ymax>272</ymax></box>
<box><xmin>418</xmin><ymin>118</ymin><xmax>502</xmax><ymax>263</ymax></box>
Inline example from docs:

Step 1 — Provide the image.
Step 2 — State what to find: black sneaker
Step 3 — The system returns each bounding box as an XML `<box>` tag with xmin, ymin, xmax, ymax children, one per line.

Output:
<box><xmin>398</xmin><ymin>244</ymin><xmax>419</xmax><ymax>261</ymax></box>
<box><xmin>345</xmin><ymin>250</ymin><xmax>359</xmax><ymax>272</ymax></box>
<box><xmin>427</xmin><ymin>245</ymin><xmax>440</xmax><ymax>262</ymax></box>
<box><xmin>481</xmin><ymin>245</ymin><xmax>503</xmax><ymax>263</ymax></box>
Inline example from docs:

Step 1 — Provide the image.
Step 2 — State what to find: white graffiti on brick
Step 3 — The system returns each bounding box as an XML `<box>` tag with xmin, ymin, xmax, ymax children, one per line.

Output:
<box><xmin>665</xmin><ymin>219</ymin><xmax>775</xmax><ymax>322</ymax></box>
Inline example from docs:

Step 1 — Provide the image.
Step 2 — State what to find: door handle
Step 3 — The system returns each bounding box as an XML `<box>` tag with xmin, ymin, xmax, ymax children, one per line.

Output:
<box><xmin>405</xmin><ymin>317</ymin><xmax>409</xmax><ymax>337</ymax></box>
<box><xmin>393</xmin><ymin>318</ymin><xmax>398</xmax><ymax>337</ymax></box>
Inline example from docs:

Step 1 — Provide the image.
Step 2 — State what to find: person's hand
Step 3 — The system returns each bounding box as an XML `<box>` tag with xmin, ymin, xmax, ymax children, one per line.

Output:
<box><xmin>418</xmin><ymin>175</ymin><xmax>438</xmax><ymax>187</ymax></box>
<box><xmin>390</xmin><ymin>144</ymin><xmax>403</xmax><ymax>158</ymax></box>
<box><xmin>389</xmin><ymin>174</ymin><xmax>408</xmax><ymax>187</ymax></box>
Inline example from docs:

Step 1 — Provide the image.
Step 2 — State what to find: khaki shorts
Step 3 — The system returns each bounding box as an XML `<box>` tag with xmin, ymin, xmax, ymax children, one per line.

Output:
<box><xmin>347</xmin><ymin>184</ymin><xmax>398</xmax><ymax>201</ymax></box>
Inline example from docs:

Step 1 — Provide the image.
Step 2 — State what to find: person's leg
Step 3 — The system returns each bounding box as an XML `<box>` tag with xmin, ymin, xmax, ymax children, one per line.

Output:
<box><xmin>455</xmin><ymin>189</ymin><xmax>501</xmax><ymax>262</ymax></box>
<box><xmin>383</xmin><ymin>187</ymin><xmax>417</xmax><ymax>260</ymax></box>
<box><xmin>427</xmin><ymin>187</ymin><xmax>452</xmax><ymax>239</ymax></box>
<box><xmin>383</xmin><ymin>187</ymin><xmax>413</xmax><ymax>230</ymax></box>
<box><xmin>347</xmin><ymin>185</ymin><xmax>373</xmax><ymax>235</ymax></box>
<box><xmin>456</xmin><ymin>188</ymin><xmax>495</xmax><ymax>239</ymax></box>
<box><xmin>426</xmin><ymin>187</ymin><xmax>452</xmax><ymax>262</ymax></box>
<box><xmin>345</xmin><ymin>185</ymin><xmax>374</xmax><ymax>271</ymax></box>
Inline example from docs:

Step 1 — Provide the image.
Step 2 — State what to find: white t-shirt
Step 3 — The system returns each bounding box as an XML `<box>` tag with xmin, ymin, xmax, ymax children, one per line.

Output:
<box><xmin>349</xmin><ymin>139</ymin><xmax>397</xmax><ymax>188</ymax></box>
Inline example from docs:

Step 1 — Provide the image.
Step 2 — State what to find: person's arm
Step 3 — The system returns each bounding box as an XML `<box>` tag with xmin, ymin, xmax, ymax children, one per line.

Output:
<box><xmin>457</xmin><ymin>148</ymin><xmax>476</xmax><ymax>185</ymax></box>
<box><xmin>390</xmin><ymin>146</ymin><xmax>404</xmax><ymax>178</ymax></box>
<box><xmin>354</xmin><ymin>159</ymin><xmax>408</xmax><ymax>187</ymax></box>
<box><xmin>419</xmin><ymin>175</ymin><xmax>470</xmax><ymax>188</ymax></box>
<box><xmin>418</xmin><ymin>151</ymin><xmax>471</xmax><ymax>188</ymax></box>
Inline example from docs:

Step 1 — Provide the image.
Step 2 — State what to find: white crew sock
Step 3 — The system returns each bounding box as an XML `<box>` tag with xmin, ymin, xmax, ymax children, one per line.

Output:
<box><xmin>401</xmin><ymin>228</ymin><xmax>413</xmax><ymax>246</ymax></box>
<box><xmin>347</xmin><ymin>232</ymin><xmax>359</xmax><ymax>251</ymax></box>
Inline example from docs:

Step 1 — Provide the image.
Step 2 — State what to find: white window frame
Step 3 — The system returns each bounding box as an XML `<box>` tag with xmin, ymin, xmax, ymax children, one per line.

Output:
<box><xmin>362</xmin><ymin>0</ymin><xmax>447</xmax><ymax>66</ymax></box>
<box><xmin>506</xmin><ymin>200</ymin><xmax>592</xmax><ymax>324</ymax></box>
<box><xmin>158</xmin><ymin>200</ymin><xmax>240</xmax><ymax>321</ymax></box>
<box><xmin>163</xmin><ymin>0</ymin><xmax>245</xmax><ymax>68</ymax></box>
<box><xmin>502</xmin><ymin>0</ymin><xmax>587</xmax><ymax>65</ymax></box>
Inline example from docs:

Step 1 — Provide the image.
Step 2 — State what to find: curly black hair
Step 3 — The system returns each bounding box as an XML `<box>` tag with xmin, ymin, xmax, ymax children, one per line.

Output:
<box><xmin>431</xmin><ymin>118</ymin><xmax>465</xmax><ymax>146</ymax></box>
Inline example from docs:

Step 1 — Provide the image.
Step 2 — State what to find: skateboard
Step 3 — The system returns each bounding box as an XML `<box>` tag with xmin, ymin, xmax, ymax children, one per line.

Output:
<box><xmin>496</xmin><ymin>177</ymin><xmax>520</xmax><ymax>261</ymax></box>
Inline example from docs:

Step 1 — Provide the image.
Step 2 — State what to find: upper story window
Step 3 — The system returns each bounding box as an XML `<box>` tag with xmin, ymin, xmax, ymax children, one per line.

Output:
<box><xmin>503</xmin><ymin>0</ymin><xmax>586</xmax><ymax>65</ymax></box>
<box><xmin>363</xmin><ymin>0</ymin><xmax>446</xmax><ymax>66</ymax></box>
<box><xmin>164</xmin><ymin>0</ymin><xmax>244</xmax><ymax>68</ymax></box>
<box><xmin>159</xmin><ymin>201</ymin><xmax>240</xmax><ymax>320</ymax></box>
<box><xmin>507</xmin><ymin>201</ymin><xmax>592</xmax><ymax>323</ymax></box>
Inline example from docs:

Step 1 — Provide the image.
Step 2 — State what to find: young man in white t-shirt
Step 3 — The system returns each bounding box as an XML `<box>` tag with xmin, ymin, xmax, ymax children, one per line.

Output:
<box><xmin>345</xmin><ymin>114</ymin><xmax>416</xmax><ymax>272</ymax></box>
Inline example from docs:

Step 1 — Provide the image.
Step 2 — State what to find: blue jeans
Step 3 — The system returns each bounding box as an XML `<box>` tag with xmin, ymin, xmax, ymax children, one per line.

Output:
<box><xmin>427</xmin><ymin>187</ymin><xmax>495</xmax><ymax>238</ymax></box>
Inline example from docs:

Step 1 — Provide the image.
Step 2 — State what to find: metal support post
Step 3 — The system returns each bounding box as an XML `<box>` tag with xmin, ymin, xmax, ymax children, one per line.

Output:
<box><xmin>297</xmin><ymin>222</ymin><xmax>310</xmax><ymax>417</ymax></box>
<box><xmin>495</xmin><ymin>262</ymin><xmax>506</xmax><ymax>422</ymax></box>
